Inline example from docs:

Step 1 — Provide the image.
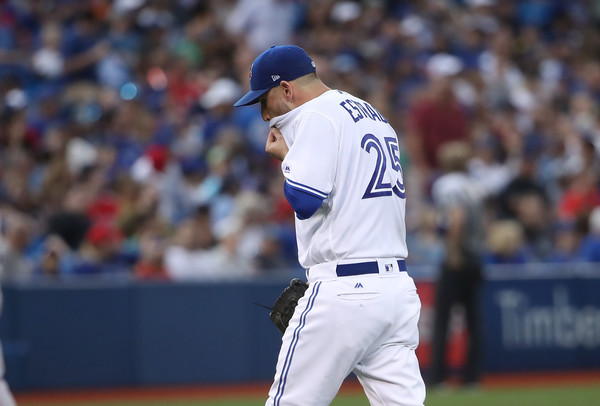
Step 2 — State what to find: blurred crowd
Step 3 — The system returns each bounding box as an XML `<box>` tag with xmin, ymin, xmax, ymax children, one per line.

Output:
<box><xmin>0</xmin><ymin>0</ymin><xmax>599</xmax><ymax>282</ymax></box>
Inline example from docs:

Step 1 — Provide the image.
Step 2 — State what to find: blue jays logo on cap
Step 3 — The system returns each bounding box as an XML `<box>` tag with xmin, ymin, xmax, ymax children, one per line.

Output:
<box><xmin>234</xmin><ymin>45</ymin><xmax>317</xmax><ymax>107</ymax></box>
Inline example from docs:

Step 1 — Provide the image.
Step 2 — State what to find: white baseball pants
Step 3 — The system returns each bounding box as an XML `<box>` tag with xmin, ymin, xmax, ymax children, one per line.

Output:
<box><xmin>266</xmin><ymin>260</ymin><xmax>426</xmax><ymax>406</ymax></box>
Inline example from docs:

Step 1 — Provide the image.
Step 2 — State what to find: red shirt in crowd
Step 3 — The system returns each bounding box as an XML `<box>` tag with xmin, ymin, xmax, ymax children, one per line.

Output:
<box><xmin>408</xmin><ymin>97</ymin><xmax>469</xmax><ymax>169</ymax></box>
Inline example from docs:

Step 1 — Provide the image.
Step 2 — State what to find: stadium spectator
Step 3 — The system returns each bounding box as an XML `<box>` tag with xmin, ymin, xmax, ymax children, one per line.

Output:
<box><xmin>0</xmin><ymin>210</ymin><xmax>35</xmax><ymax>281</ymax></box>
<box><xmin>558</xmin><ymin>168</ymin><xmax>600</xmax><ymax>222</ymax></box>
<box><xmin>67</xmin><ymin>220</ymin><xmax>132</xmax><ymax>275</ymax></box>
<box><xmin>133</xmin><ymin>219</ymin><xmax>169</xmax><ymax>280</ymax></box>
<box><xmin>546</xmin><ymin>220</ymin><xmax>581</xmax><ymax>263</ymax></box>
<box><xmin>37</xmin><ymin>233</ymin><xmax>74</xmax><ymax>276</ymax></box>
<box><xmin>164</xmin><ymin>213</ymin><xmax>249</xmax><ymax>281</ymax></box>
<box><xmin>406</xmin><ymin>53</ymin><xmax>470</xmax><ymax>197</ymax></box>
<box><xmin>578</xmin><ymin>206</ymin><xmax>600</xmax><ymax>262</ymax></box>
<box><xmin>405</xmin><ymin>205</ymin><xmax>445</xmax><ymax>267</ymax></box>
<box><xmin>484</xmin><ymin>220</ymin><xmax>531</xmax><ymax>265</ymax></box>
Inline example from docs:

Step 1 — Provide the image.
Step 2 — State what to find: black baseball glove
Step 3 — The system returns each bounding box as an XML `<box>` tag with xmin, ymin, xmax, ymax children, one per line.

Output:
<box><xmin>270</xmin><ymin>278</ymin><xmax>309</xmax><ymax>334</ymax></box>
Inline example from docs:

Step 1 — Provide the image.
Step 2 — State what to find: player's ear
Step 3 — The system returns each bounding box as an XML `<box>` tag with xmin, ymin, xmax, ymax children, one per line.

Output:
<box><xmin>279</xmin><ymin>81</ymin><xmax>293</xmax><ymax>100</ymax></box>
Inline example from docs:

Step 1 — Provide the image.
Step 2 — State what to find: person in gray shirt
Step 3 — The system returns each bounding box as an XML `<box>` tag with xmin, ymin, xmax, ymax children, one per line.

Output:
<box><xmin>430</xmin><ymin>141</ymin><xmax>486</xmax><ymax>388</ymax></box>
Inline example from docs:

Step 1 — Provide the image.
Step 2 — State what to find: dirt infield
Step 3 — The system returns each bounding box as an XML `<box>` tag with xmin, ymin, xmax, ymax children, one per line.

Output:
<box><xmin>13</xmin><ymin>370</ymin><xmax>600</xmax><ymax>405</ymax></box>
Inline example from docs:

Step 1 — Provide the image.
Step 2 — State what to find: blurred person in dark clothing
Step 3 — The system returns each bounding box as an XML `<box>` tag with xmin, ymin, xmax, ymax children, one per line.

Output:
<box><xmin>498</xmin><ymin>154</ymin><xmax>548</xmax><ymax>219</ymax></box>
<box><xmin>497</xmin><ymin>147</ymin><xmax>554</xmax><ymax>260</ymax></box>
<box><xmin>430</xmin><ymin>141</ymin><xmax>485</xmax><ymax>388</ymax></box>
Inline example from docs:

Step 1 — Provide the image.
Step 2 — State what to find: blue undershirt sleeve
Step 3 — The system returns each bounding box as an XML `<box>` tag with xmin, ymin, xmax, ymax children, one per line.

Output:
<box><xmin>284</xmin><ymin>180</ymin><xmax>325</xmax><ymax>220</ymax></box>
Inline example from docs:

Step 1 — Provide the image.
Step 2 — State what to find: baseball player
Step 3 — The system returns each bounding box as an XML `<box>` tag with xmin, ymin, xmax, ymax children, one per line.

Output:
<box><xmin>235</xmin><ymin>45</ymin><xmax>426</xmax><ymax>406</ymax></box>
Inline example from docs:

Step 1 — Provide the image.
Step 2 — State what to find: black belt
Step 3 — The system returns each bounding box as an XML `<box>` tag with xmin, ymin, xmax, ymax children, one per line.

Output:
<box><xmin>336</xmin><ymin>259</ymin><xmax>407</xmax><ymax>277</ymax></box>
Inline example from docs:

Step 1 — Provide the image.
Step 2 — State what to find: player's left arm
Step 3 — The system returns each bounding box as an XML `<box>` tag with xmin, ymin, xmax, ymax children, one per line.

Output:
<box><xmin>284</xmin><ymin>181</ymin><xmax>325</xmax><ymax>219</ymax></box>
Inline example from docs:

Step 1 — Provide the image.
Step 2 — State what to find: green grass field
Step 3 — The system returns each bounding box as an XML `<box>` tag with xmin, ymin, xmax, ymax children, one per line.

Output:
<box><xmin>18</xmin><ymin>383</ymin><xmax>600</xmax><ymax>406</ymax></box>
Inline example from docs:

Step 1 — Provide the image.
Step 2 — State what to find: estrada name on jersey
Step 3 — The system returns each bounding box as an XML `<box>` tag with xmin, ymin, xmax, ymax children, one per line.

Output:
<box><xmin>270</xmin><ymin>90</ymin><xmax>408</xmax><ymax>269</ymax></box>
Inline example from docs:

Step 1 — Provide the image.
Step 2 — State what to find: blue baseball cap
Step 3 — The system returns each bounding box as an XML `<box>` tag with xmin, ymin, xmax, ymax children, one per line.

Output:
<box><xmin>234</xmin><ymin>45</ymin><xmax>316</xmax><ymax>107</ymax></box>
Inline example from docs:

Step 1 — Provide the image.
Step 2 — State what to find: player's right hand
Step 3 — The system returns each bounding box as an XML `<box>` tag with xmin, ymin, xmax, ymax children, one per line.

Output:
<box><xmin>265</xmin><ymin>127</ymin><xmax>289</xmax><ymax>161</ymax></box>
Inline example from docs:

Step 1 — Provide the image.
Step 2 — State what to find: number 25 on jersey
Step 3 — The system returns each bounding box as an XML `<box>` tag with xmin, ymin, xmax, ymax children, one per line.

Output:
<box><xmin>360</xmin><ymin>133</ymin><xmax>406</xmax><ymax>200</ymax></box>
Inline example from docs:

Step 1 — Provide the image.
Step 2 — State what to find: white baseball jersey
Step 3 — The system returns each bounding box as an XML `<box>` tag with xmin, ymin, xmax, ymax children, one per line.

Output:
<box><xmin>270</xmin><ymin>90</ymin><xmax>408</xmax><ymax>269</ymax></box>
<box><xmin>266</xmin><ymin>89</ymin><xmax>425</xmax><ymax>406</ymax></box>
